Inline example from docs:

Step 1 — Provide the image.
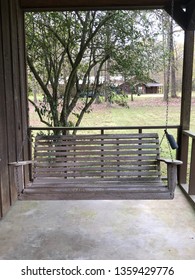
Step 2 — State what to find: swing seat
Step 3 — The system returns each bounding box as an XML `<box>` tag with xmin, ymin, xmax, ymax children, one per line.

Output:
<box><xmin>10</xmin><ymin>132</ymin><xmax>182</xmax><ymax>200</ymax></box>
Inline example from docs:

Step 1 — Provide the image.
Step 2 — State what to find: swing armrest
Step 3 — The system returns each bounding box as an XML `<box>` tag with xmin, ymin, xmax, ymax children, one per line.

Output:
<box><xmin>157</xmin><ymin>158</ymin><xmax>183</xmax><ymax>165</ymax></box>
<box><xmin>157</xmin><ymin>158</ymin><xmax>182</xmax><ymax>196</ymax></box>
<box><xmin>9</xmin><ymin>160</ymin><xmax>36</xmax><ymax>166</ymax></box>
<box><xmin>9</xmin><ymin>160</ymin><xmax>36</xmax><ymax>197</ymax></box>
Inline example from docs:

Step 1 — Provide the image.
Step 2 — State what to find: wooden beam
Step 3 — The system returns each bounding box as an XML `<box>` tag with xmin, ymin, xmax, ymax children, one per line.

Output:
<box><xmin>16</xmin><ymin>2</ymin><xmax>31</xmax><ymax>186</ymax></box>
<box><xmin>180</xmin><ymin>30</ymin><xmax>194</xmax><ymax>130</ymax></box>
<box><xmin>0</xmin><ymin>159</ymin><xmax>2</xmax><ymax>217</ymax></box>
<box><xmin>165</xmin><ymin>3</ymin><xmax>187</xmax><ymax>30</ymax></box>
<box><xmin>0</xmin><ymin>0</ymin><xmax>29</xmax><ymax>218</ymax></box>
<box><xmin>179</xmin><ymin>30</ymin><xmax>194</xmax><ymax>184</ymax></box>
<box><xmin>19</xmin><ymin>0</ymin><xmax>195</xmax><ymax>31</ymax></box>
<box><xmin>0</xmin><ymin>0</ymin><xmax>12</xmax><ymax>217</ymax></box>
<box><xmin>19</xmin><ymin>0</ymin><xmax>165</xmax><ymax>10</ymax></box>
<box><xmin>19</xmin><ymin>0</ymin><xmax>191</xmax><ymax>10</ymax></box>
<box><xmin>186</xmin><ymin>0</ymin><xmax>195</xmax><ymax>30</ymax></box>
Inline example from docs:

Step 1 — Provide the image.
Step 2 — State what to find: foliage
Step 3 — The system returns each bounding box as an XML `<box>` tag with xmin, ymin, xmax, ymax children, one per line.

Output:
<box><xmin>109</xmin><ymin>11</ymin><xmax>165</xmax><ymax>81</ymax></box>
<box><xmin>26</xmin><ymin>10</ymin><xmax>165</xmax><ymax>129</ymax></box>
<box><xmin>111</xmin><ymin>91</ymin><xmax>129</xmax><ymax>107</ymax></box>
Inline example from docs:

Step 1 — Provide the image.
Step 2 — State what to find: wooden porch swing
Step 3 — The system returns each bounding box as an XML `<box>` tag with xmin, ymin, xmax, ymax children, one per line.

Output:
<box><xmin>10</xmin><ymin>126</ymin><xmax>182</xmax><ymax>200</ymax></box>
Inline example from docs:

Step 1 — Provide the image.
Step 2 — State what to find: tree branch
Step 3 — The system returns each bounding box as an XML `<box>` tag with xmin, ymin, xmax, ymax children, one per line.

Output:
<box><xmin>28</xmin><ymin>99</ymin><xmax>52</xmax><ymax>127</ymax></box>
<box><xmin>27</xmin><ymin>56</ymin><xmax>52</xmax><ymax>103</ymax></box>
<box><xmin>74</xmin><ymin>54</ymin><xmax>110</xmax><ymax>129</ymax></box>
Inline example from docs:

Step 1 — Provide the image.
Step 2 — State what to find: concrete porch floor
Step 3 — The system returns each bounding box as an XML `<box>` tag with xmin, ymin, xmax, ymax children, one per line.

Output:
<box><xmin>0</xmin><ymin>187</ymin><xmax>195</xmax><ymax>260</ymax></box>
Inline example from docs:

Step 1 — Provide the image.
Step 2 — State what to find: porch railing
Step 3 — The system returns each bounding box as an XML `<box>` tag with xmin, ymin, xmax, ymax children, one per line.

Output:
<box><xmin>179</xmin><ymin>130</ymin><xmax>195</xmax><ymax>204</ymax></box>
<box><xmin>28</xmin><ymin>125</ymin><xmax>180</xmax><ymax>134</ymax></box>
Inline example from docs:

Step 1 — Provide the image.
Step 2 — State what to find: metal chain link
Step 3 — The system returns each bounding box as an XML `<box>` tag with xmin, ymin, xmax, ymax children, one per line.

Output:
<box><xmin>160</xmin><ymin>0</ymin><xmax>175</xmax><ymax>161</ymax></box>
<box><xmin>16</xmin><ymin>166</ymin><xmax>21</xmax><ymax>198</ymax></box>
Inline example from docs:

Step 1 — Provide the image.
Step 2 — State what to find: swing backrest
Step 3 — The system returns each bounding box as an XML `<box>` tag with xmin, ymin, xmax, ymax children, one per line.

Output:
<box><xmin>33</xmin><ymin>133</ymin><xmax>161</xmax><ymax>180</ymax></box>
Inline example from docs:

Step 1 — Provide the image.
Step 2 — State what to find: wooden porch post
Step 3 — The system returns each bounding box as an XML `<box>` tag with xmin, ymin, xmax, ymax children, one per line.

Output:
<box><xmin>179</xmin><ymin>30</ymin><xmax>194</xmax><ymax>184</ymax></box>
<box><xmin>0</xmin><ymin>0</ymin><xmax>29</xmax><ymax>218</ymax></box>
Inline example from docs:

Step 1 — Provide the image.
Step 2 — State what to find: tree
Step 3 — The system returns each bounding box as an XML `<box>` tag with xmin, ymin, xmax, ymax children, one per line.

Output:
<box><xmin>26</xmin><ymin>11</ymin><xmax>115</xmax><ymax>128</ymax></box>
<box><xmin>26</xmin><ymin>10</ymin><xmax>165</xmax><ymax>128</ymax></box>
<box><xmin>161</xmin><ymin>11</ymin><xmax>178</xmax><ymax>101</ymax></box>
<box><xmin>109</xmin><ymin>11</ymin><xmax>165</xmax><ymax>100</ymax></box>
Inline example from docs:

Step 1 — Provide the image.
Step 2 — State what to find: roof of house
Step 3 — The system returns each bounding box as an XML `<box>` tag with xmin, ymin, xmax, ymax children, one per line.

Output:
<box><xmin>146</xmin><ymin>82</ymin><xmax>163</xmax><ymax>87</ymax></box>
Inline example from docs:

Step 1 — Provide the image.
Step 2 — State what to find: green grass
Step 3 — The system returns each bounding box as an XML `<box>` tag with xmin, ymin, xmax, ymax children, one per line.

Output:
<box><xmin>29</xmin><ymin>93</ymin><xmax>195</xmax><ymax>158</ymax></box>
<box><xmin>29</xmin><ymin>93</ymin><xmax>195</xmax><ymax>129</ymax></box>
<box><xmin>82</xmin><ymin>94</ymin><xmax>195</xmax><ymax>129</ymax></box>
<box><xmin>29</xmin><ymin>93</ymin><xmax>195</xmax><ymax>177</ymax></box>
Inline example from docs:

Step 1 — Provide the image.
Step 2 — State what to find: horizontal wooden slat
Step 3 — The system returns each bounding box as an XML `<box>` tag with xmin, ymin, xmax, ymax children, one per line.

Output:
<box><xmin>25</xmin><ymin>185</ymin><xmax>167</xmax><ymax>193</ymax></box>
<box><xmin>34</xmin><ymin>165</ymin><xmax>158</xmax><ymax>173</ymax></box>
<box><xmin>35</xmin><ymin>155</ymin><xmax>158</xmax><ymax>162</ymax></box>
<box><xmin>36</xmin><ymin>138</ymin><xmax>159</xmax><ymax>146</ymax></box>
<box><xmin>35</xmin><ymin>160</ymin><xmax>157</xmax><ymax>167</ymax></box>
<box><xmin>34</xmin><ymin>149</ymin><xmax>159</xmax><ymax>157</ymax></box>
<box><xmin>34</xmin><ymin>170</ymin><xmax>161</xmax><ymax>178</ymax></box>
<box><xmin>35</xmin><ymin>138</ymin><xmax>158</xmax><ymax>147</ymax></box>
<box><xmin>34</xmin><ymin>164</ymin><xmax>158</xmax><ymax>170</ymax></box>
<box><xmin>21</xmin><ymin>191</ymin><xmax>173</xmax><ymax>200</ymax></box>
<box><xmin>35</xmin><ymin>133</ymin><xmax>159</xmax><ymax>140</ymax></box>
<box><xmin>32</xmin><ymin>177</ymin><xmax>163</xmax><ymax>183</ymax></box>
<box><xmin>35</xmin><ymin>144</ymin><xmax>159</xmax><ymax>151</ymax></box>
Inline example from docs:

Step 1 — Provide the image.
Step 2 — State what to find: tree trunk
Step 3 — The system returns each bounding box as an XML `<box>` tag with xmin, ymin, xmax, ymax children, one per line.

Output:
<box><xmin>32</xmin><ymin>79</ymin><xmax>38</xmax><ymax>103</ymax></box>
<box><xmin>171</xmin><ymin>45</ymin><xmax>177</xmax><ymax>98</ymax></box>
<box><xmin>162</xmin><ymin>13</ymin><xmax>169</xmax><ymax>102</ymax></box>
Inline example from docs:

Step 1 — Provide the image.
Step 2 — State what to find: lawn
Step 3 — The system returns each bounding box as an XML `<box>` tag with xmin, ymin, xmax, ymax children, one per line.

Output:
<box><xmin>29</xmin><ymin>93</ymin><xmax>195</xmax><ymax>177</ymax></box>
<box><xmin>29</xmin><ymin>93</ymin><xmax>195</xmax><ymax>158</ymax></box>
<box><xmin>81</xmin><ymin>93</ymin><xmax>195</xmax><ymax>129</ymax></box>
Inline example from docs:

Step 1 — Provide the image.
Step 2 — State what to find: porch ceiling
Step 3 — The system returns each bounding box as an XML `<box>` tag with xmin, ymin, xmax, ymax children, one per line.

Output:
<box><xmin>19</xmin><ymin>0</ymin><xmax>195</xmax><ymax>30</ymax></box>
<box><xmin>19</xmin><ymin>0</ymin><xmax>191</xmax><ymax>10</ymax></box>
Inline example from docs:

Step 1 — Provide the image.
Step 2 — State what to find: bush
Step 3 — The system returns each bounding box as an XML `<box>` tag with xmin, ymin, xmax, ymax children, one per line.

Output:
<box><xmin>109</xmin><ymin>91</ymin><xmax>129</xmax><ymax>107</ymax></box>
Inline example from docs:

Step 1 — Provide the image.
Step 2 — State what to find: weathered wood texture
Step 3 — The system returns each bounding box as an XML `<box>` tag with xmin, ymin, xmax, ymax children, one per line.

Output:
<box><xmin>165</xmin><ymin>1</ymin><xmax>195</xmax><ymax>31</ymax></box>
<box><xmin>179</xmin><ymin>30</ymin><xmax>195</xmax><ymax>184</ymax></box>
<box><xmin>19</xmin><ymin>0</ymin><xmax>189</xmax><ymax>10</ymax></box>
<box><xmin>182</xmin><ymin>131</ymin><xmax>195</xmax><ymax>195</ymax></box>
<box><xmin>34</xmin><ymin>133</ymin><xmax>161</xmax><ymax>178</ymax></box>
<box><xmin>19</xmin><ymin>0</ymin><xmax>195</xmax><ymax>31</ymax></box>
<box><xmin>189</xmin><ymin>137</ymin><xmax>195</xmax><ymax>195</ymax></box>
<box><xmin>186</xmin><ymin>0</ymin><xmax>195</xmax><ymax>30</ymax></box>
<box><xmin>18</xmin><ymin>133</ymin><xmax>182</xmax><ymax>200</ymax></box>
<box><xmin>0</xmin><ymin>0</ymin><xmax>29</xmax><ymax>218</ymax></box>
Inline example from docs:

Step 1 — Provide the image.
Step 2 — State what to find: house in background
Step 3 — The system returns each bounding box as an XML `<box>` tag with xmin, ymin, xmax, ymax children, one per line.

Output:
<box><xmin>136</xmin><ymin>81</ymin><xmax>163</xmax><ymax>94</ymax></box>
<box><xmin>118</xmin><ymin>79</ymin><xmax>163</xmax><ymax>95</ymax></box>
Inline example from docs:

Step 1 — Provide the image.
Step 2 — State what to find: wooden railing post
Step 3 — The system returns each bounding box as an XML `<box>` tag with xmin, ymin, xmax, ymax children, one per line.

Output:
<box><xmin>28</xmin><ymin>128</ymin><xmax>33</xmax><ymax>181</ymax></box>
<box><xmin>179</xmin><ymin>133</ymin><xmax>189</xmax><ymax>184</ymax></box>
<box><xmin>189</xmin><ymin>137</ymin><xmax>195</xmax><ymax>195</ymax></box>
<box><xmin>0</xmin><ymin>158</ymin><xmax>2</xmax><ymax>218</ymax></box>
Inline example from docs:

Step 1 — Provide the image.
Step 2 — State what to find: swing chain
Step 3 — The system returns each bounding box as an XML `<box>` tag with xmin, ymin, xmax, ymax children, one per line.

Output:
<box><xmin>160</xmin><ymin>0</ymin><xmax>175</xmax><ymax>161</ymax></box>
<box><xmin>16</xmin><ymin>166</ymin><xmax>22</xmax><ymax>197</ymax></box>
<box><xmin>165</xmin><ymin>0</ymin><xmax>174</xmax><ymax>129</ymax></box>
